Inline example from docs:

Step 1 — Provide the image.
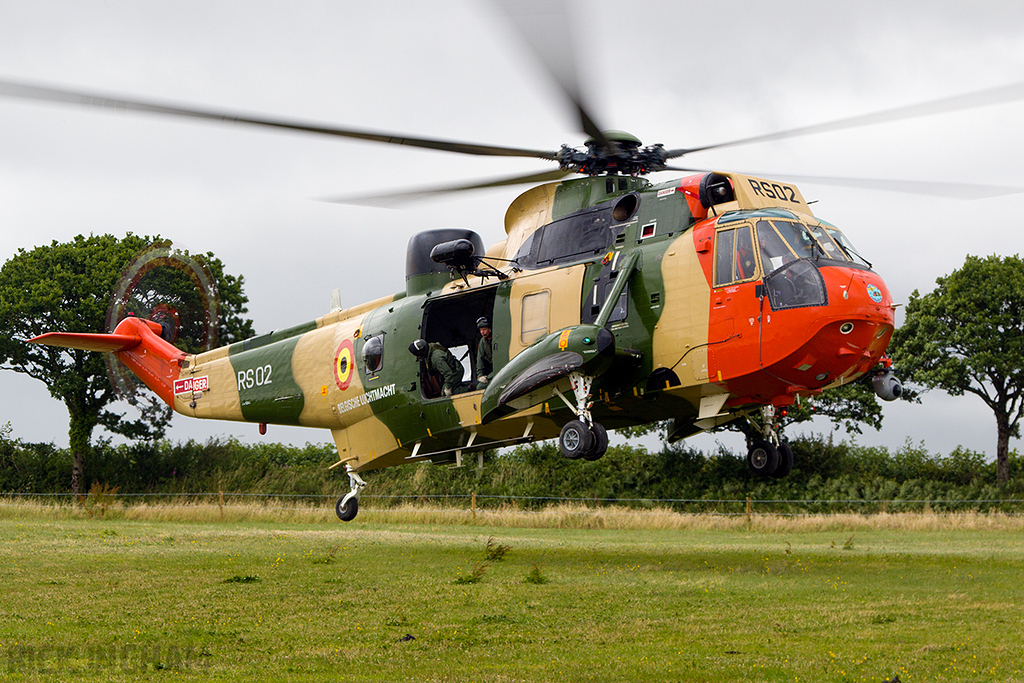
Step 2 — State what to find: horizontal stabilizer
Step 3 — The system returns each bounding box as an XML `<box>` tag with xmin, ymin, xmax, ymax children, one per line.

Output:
<box><xmin>28</xmin><ymin>331</ymin><xmax>142</xmax><ymax>353</ymax></box>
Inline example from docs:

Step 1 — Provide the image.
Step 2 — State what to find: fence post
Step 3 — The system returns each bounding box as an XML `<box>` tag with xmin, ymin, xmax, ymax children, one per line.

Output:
<box><xmin>746</xmin><ymin>497</ymin><xmax>752</xmax><ymax>526</ymax></box>
<box><xmin>219</xmin><ymin>490</ymin><xmax>225</xmax><ymax>519</ymax></box>
<box><xmin>472</xmin><ymin>492</ymin><xmax>477</xmax><ymax>522</ymax></box>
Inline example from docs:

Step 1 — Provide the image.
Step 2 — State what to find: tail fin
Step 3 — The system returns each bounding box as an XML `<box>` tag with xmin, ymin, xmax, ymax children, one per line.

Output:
<box><xmin>29</xmin><ymin>316</ymin><xmax>188</xmax><ymax>406</ymax></box>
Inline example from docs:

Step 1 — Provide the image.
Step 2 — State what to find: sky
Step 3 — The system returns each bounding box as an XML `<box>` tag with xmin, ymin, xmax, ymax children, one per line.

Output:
<box><xmin>2</xmin><ymin>0</ymin><xmax>1024</xmax><ymax>461</ymax></box>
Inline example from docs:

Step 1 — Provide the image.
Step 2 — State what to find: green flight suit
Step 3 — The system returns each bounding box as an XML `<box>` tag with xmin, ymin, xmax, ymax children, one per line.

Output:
<box><xmin>476</xmin><ymin>335</ymin><xmax>492</xmax><ymax>380</ymax></box>
<box><xmin>426</xmin><ymin>342</ymin><xmax>463</xmax><ymax>395</ymax></box>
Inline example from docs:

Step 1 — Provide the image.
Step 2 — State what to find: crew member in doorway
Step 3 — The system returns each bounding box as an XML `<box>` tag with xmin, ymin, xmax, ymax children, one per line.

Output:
<box><xmin>409</xmin><ymin>338</ymin><xmax>463</xmax><ymax>397</ymax></box>
<box><xmin>475</xmin><ymin>316</ymin><xmax>493</xmax><ymax>386</ymax></box>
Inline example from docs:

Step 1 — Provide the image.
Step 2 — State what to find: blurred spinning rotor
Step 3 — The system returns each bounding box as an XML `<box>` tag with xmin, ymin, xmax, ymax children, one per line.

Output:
<box><xmin>104</xmin><ymin>241</ymin><xmax>220</xmax><ymax>401</ymax></box>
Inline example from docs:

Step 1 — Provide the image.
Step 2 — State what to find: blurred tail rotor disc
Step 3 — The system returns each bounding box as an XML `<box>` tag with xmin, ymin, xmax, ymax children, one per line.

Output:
<box><xmin>104</xmin><ymin>241</ymin><xmax>220</xmax><ymax>401</ymax></box>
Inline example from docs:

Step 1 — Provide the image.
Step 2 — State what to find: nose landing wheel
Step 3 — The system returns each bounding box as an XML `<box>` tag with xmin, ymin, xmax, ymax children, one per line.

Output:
<box><xmin>745</xmin><ymin>405</ymin><xmax>794</xmax><ymax>478</ymax></box>
<box><xmin>747</xmin><ymin>440</ymin><xmax>780</xmax><ymax>476</ymax></box>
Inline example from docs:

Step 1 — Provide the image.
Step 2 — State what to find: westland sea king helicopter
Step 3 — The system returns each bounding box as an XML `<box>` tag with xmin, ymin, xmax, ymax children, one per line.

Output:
<box><xmin>6</xmin><ymin>8</ymin><xmax>1019</xmax><ymax>521</ymax></box>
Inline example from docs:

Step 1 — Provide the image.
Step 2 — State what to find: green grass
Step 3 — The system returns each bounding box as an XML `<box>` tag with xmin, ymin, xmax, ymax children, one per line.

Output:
<box><xmin>1</xmin><ymin>509</ymin><xmax>1023</xmax><ymax>682</ymax></box>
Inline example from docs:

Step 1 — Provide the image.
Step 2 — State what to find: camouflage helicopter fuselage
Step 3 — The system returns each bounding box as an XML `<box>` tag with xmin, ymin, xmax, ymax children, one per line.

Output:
<box><xmin>33</xmin><ymin>171</ymin><xmax>896</xmax><ymax>517</ymax></box>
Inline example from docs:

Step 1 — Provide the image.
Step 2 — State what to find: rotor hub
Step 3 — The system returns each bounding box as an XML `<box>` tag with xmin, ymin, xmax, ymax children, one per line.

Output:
<box><xmin>557</xmin><ymin>131</ymin><xmax>669</xmax><ymax>176</ymax></box>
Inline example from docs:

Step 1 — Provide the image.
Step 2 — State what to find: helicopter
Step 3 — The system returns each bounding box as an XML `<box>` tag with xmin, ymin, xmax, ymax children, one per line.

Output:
<box><xmin>8</xmin><ymin>7</ymin><xmax>1019</xmax><ymax>522</ymax></box>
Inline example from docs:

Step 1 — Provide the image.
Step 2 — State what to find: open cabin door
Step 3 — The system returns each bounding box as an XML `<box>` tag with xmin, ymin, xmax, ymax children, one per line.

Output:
<box><xmin>419</xmin><ymin>285</ymin><xmax>498</xmax><ymax>396</ymax></box>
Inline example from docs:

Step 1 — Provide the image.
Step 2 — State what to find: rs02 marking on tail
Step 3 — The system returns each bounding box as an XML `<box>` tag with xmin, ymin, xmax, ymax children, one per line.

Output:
<box><xmin>237</xmin><ymin>364</ymin><xmax>273</xmax><ymax>390</ymax></box>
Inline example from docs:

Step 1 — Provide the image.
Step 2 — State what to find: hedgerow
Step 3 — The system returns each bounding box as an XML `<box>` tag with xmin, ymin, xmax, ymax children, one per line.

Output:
<box><xmin>2</xmin><ymin>427</ymin><xmax>1020</xmax><ymax>512</ymax></box>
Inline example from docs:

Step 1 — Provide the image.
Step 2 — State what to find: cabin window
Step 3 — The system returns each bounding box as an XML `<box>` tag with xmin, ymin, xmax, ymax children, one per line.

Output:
<box><xmin>714</xmin><ymin>229</ymin><xmax>735</xmax><ymax>287</ymax></box>
<box><xmin>756</xmin><ymin>220</ymin><xmax>797</xmax><ymax>273</ymax></box>
<box><xmin>582</xmin><ymin>280</ymin><xmax>629</xmax><ymax>325</ymax></box>
<box><xmin>514</xmin><ymin>207</ymin><xmax>617</xmax><ymax>269</ymax></box>
<box><xmin>521</xmin><ymin>290</ymin><xmax>550</xmax><ymax>344</ymax></box>
<box><xmin>772</xmin><ymin>219</ymin><xmax>817</xmax><ymax>260</ymax></box>
<box><xmin>713</xmin><ymin>224</ymin><xmax>757</xmax><ymax>287</ymax></box>
<box><xmin>361</xmin><ymin>334</ymin><xmax>384</xmax><ymax>375</ymax></box>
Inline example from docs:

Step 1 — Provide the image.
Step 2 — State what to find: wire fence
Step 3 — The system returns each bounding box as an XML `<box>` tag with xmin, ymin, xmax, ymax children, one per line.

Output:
<box><xmin>3</xmin><ymin>491</ymin><xmax>1024</xmax><ymax>516</ymax></box>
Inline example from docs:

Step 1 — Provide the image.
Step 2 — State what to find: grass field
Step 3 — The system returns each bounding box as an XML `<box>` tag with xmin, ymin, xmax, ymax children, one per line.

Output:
<box><xmin>1</xmin><ymin>504</ymin><xmax>1023</xmax><ymax>682</ymax></box>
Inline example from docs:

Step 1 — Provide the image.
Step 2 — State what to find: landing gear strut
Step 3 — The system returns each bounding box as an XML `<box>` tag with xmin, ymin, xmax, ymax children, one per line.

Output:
<box><xmin>745</xmin><ymin>405</ymin><xmax>793</xmax><ymax>478</ymax></box>
<box><xmin>335</xmin><ymin>465</ymin><xmax>367</xmax><ymax>522</ymax></box>
<box><xmin>555</xmin><ymin>372</ymin><xmax>608</xmax><ymax>461</ymax></box>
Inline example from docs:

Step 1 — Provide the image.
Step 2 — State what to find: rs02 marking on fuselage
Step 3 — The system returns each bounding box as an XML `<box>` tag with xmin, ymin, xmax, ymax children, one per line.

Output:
<box><xmin>237</xmin><ymin>364</ymin><xmax>273</xmax><ymax>390</ymax></box>
<box><xmin>748</xmin><ymin>179</ymin><xmax>799</xmax><ymax>203</ymax></box>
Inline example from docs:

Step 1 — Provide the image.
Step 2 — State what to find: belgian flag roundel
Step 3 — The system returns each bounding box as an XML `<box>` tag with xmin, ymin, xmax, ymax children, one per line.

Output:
<box><xmin>334</xmin><ymin>339</ymin><xmax>355</xmax><ymax>391</ymax></box>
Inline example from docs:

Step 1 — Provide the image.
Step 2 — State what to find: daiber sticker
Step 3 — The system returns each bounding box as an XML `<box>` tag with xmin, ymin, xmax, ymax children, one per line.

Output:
<box><xmin>173</xmin><ymin>376</ymin><xmax>209</xmax><ymax>396</ymax></box>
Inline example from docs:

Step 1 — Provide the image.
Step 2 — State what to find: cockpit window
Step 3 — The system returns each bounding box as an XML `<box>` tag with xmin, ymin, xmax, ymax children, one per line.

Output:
<box><xmin>805</xmin><ymin>224</ymin><xmax>847</xmax><ymax>260</ymax></box>
<box><xmin>825</xmin><ymin>227</ymin><xmax>872</xmax><ymax>267</ymax></box>
<box><xmin>756</xmin><ymin>219</ymin><xmax>852</xmax><ymax>274</ymax></box>
<box><xmin>714</xmin><ymin>224</ymin><xmax>757</xmax><ymax>287</ymax></box>
<box><xmin>756</xmin><ymin>220</ymin><xmax>797</xmax><ymax>273</ymax></box>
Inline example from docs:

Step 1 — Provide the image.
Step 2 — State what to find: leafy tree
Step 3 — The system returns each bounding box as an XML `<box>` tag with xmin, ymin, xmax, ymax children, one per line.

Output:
<box><xmin>0</xmin><ymin>234</ymin><xmax>254</xmax><ymax>494</ymax></box>
<box><xmin>889</xmin><ymin>254</ymin><xmax>1024</xmax><ymax>483</ymax></box>
<box><xmin>779</xmin><ymin>379</ymin><xmax>885</xmax><ymax>435</ymax></box>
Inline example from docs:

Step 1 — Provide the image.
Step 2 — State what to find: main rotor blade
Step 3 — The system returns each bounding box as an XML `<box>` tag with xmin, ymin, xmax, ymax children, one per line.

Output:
<box><xmin>668</xmin><ymin>80</ymin><xmax>1024</xmax><ymax>157</ymax></box>
<box><xmin>323</xmin><ymin>168</ymin><xmax>575</xmax><ymax>207</ymax></box>
<box><xmin>740</xmin><ymin>171</ymin><xmax>1024</xmax><ymax>199</ymax></box>
<box><xmin>657</xmin><ymin>165</ymin><xmax>1022</xmax><ymax>199</ymax></box>
<box><xmin>494</xmin><ymin>0</ymin><xmax>609</xmax><ymax>149</ymax></box>
<box><xmin>660</xmin><ymin>165</ymin><xmax>712</xmax><ymax>174</ymax></box>
<box><xmin>0</xmin><ymin>78</ymin><xmax>559</xmax><ymax>160</ymax></box>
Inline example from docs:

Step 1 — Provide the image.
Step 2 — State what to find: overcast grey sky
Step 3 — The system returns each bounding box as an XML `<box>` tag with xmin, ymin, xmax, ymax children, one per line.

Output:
<box><xmin>2</xmin><ymin>0</ymin><xmax>1024</xmax><ymax>459</ymax></box>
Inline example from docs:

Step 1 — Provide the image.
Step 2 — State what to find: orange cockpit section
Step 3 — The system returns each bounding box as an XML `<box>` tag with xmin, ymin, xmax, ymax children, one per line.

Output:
<box><xmin>703</xmin><ymin>206</ymin><xmax>894</xmax><ymax>406</ymax></box>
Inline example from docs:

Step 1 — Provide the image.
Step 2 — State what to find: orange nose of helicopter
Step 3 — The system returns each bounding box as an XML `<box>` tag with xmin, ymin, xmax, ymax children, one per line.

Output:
<box><xmin>760</xmin><ymin>263</ymin><xmax>895</xmax><ymax>397</ymax></box>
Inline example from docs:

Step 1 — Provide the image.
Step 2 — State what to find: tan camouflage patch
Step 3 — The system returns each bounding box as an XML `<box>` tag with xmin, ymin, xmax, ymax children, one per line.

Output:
<box><xmin>175</xmin><ymin>351</ymin><xmax>245</xmax><ymax>421</ymax></box>
<box><xmin>653</xmin><ymin>233</ymin><xmax>712</xmax><ymax>386</ymax></box>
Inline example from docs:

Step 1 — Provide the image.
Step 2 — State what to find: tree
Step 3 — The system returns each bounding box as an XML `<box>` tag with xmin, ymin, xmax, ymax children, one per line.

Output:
<box><xmin>889</xmin><ymin>254</ymin><xmax>1024</xmax><ymax>483</ymax></box>
<box><xmin>0</xmin><ymin>234</ymin><xmax>254</xmax><ymax>494</ymax></box>
<box><xmin>778</xmin><ymin>379</ymin><xmax>887</xmax><ymax>435</ymax></box>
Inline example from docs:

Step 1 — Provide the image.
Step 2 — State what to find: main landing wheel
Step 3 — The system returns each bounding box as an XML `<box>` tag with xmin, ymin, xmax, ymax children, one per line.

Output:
<box><xmin>747</xmin><ymin>440</ymin><xmax>780</xmax><ymax>477</ymax></box>
<box><xmin>773</xmin><ymin>442</ymin><xmax>794</xmax><ymax>478</ymax></box>
<box><xmin>335</xmin><ymin>494</ymin><xmax>359</xmax><ymax>522</ymax></box>
<box><xmin>583</xmin><ymin>422</ymin><xmax>608</xmax><ymax>461</ymax></box>
<box><xmin>559</xmin><ymin>419</ymin><xmax>594</xmax><ymax>459</ymax></box>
